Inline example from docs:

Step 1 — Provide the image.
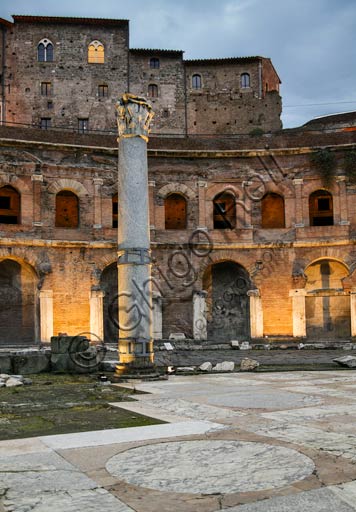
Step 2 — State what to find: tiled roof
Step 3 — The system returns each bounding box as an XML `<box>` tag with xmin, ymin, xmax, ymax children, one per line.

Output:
<box><xmin>130</xmin><ymin>48</ymin><xmax>184</xmax><ymax>55</ymax></box>
<box><xmin>184</xmin><ymin>56</ymin><xmax>262</xmax><ymax>65</ymax></box>
<box><xmin>12</xmin><ymin>15</ymin><xmax>128</xmax><ymax>26</ymax></box>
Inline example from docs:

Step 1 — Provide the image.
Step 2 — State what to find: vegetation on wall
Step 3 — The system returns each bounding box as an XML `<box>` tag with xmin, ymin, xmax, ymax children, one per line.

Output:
<box><xmin>310</xmin><ymin>149</ymin><xmax>337</xmax><ymax>187</ymax></box>
<box><xmin>343</xmin><ymin>150</ymin><xmax>356</xmax><ymax>183</ymax></box>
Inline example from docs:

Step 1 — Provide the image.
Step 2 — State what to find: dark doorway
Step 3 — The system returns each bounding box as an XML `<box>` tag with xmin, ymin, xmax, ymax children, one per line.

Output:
<box><xmin>100</xmin><ymin>263</ymin><xmax>118</xmax><ymax>344</ymax></box>
<box><xmin>0</xmin><ymin>259</ymin><xmax>37</xmax><ymax>345</ymax></box>
<box><xmin>205</xmin><ymin>261</ymin><xmax>250</xmax><ymax>341</ymax></box>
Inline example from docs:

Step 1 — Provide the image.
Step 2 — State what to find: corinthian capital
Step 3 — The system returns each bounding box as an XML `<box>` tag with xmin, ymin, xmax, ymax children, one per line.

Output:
<box><xmin>116</xmin><ymin>93</ymin><xmax>154</xmax><ymax>142</ymax></box>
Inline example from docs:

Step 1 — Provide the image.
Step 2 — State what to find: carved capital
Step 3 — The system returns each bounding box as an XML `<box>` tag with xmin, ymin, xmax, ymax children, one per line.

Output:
<box><xmin>116</xmin><ymin>93</ymin><xmax>154</xmax><ymax>143</ymax></box>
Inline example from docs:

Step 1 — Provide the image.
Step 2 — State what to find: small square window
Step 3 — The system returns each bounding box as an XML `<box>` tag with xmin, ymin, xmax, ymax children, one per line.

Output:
<box><xmin>98</xmin><ymin>84</ymin><xmax>108</xmax><ymax>97</ymax></box>
<box><xmin>150</xmin><ymin>57</ymin><xmax>160</xmax><ymax>69</ymax></box>
<box><xmin>41</xmin><ymin>82</ymin><xmax>52</xmax><ymax>96</ymax></box>
<box><xmin>78</xmin><ymin>118</ymin><xmax>89</xmax><ymax>134</ymax></box>
<box><xmin>40</xmin><ymin>118</ymin><xmax>51</xmax><ymax>130</ymax></box>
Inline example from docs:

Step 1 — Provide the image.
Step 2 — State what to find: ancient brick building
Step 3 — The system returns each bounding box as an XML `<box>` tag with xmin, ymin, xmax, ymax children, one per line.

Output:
<box><xmin>0</xmin><ymin>15</ymin><xmax>281</xmax><ymax>135</ymax></box>
<box><xmin>0</xmin><ymin>120</ymin><xmax>355</xmax><ymax>347</ymax></box>
<box><xmin>0</xmin><ymin>15</ymin><xmax>354</xmax><ymax>348</ymax></box>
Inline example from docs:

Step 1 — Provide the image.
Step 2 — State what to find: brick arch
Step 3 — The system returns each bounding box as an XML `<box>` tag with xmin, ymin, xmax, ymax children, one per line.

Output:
<box><xmin>198</xmin><ymin>253</ymin><xmax>256</xmax><ymax>288</ymax></box>
<box><xmin>48</xmin><ymin>179</ymin><xmax>88</xmax><ymax>197</ymax></box>
<box><xmin>157</xmin><ymin>183</ymin><xmax>195</xmax><ymax>200</ymax></box>
<box><xmin>0</xmin><ymin>249</ymin><xmax>40</xmax><ymax>278</ymax></box>
<box><xmin>206</xmin><ymin>183</ymin><xmax>240</xmax><ymax>201</ymax></box>
<box><xmin>0</xmin><ymin>176</ymin><xmax>31</xmax><ymax>194</ymax></box>
<box><xmin>262</xmin><ymin>180</ymin><xmax>294</xmax><ymax>198</ymax></box>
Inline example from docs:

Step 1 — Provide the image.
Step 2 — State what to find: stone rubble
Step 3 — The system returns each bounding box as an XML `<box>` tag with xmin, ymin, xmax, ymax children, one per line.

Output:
<box><xmin>212</xmin><ymin>361</ymin><xmax>235</xmax><ymax>372</ymax></box>
<box><xmin>240</xmin><ymin>358</ymin><xmax>260</xmax><ymax>371</ymax></box>
<box><xmin>333</xmin><ymin>355</ymin><xmax>356</xmax><ymax>368</ymax></box>
<box><xmin>199</xmin><ymin>362</ymin><xmax>213</xmax><ymax>372</ymax></box>
<box><xmin>0</xmin><ymin>374</ymin><xmax>31</xmax><ymax>388</ymax></box>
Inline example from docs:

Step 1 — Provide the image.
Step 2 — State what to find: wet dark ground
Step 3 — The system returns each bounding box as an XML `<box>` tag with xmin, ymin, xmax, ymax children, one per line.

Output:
<box><xmin>0</xmin><ymin>373</ymin><xmax>163</xmax><ymax>441</ymax></box>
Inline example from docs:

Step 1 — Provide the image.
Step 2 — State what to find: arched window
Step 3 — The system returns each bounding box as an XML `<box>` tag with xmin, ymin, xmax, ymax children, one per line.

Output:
<box><xmin>112</xmin><ymin>193</ymin><xmax>118</xmax><ymax>228</ymax></box>
<box><xmin>0</xmin><ymin>186</ymin><xmax>20</xmax><ymax>224</ymax></box>
<box><xmin>165</xmin><ymin>193</ymin><xmax>187</xmax><ymax>229</ymax></box>
<box><xmin>213</xmin><ymin>192</ymin><xmax>236</xmax><ymax>229</ymax></box>
<box><xmin>192</xmin><ymin>74</ymin><xmax>202</xmax><ymax>89</ymax></box>
<box><xmin>37</xmin><ymin>39</ymin><xmax>54</xmax><ymax>62</ymax></box>
<box><xmin>150</xmin><ymin>57</ymin><xmax>160</xmax><ymax>69</ymax></box>
<box><xmin>261</xmin><ymin>193</ymin><xmax>285</xmax><ymax>228</ymax></box>
<box><xmin>55</xmin><ymin>190</ymin><xmax>79</xmax><ymax>228</ymax></box>
<box><xmin>88</xmin><ymin>40</ymin><xmax>105</xmax><ymax>64</ymax></box>
<box><xmin>241</xmin><ymin>73</ymin><xmax>250</xmax><ymax>88</ymax></box>
<box><xmin>309</xmin><ymin>190</ymin><xmax>333</xmax><ymax>226</ymax></box>
<box><xmin>148</xmin><ymin>84</ymin><xmax>158</xmax><ymax>98</ymax></box>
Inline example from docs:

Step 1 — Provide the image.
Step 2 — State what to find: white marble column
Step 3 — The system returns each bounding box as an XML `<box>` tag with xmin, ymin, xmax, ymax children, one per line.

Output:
<box><xmin>289</xmin><ymin>288</ymin><xmax>307</xmax><ymax>337</ymax></box>
<box><xmin>116</xmin><ymin>94</ymin><xmax>155</xmax><ymax>375</ymax></box>
<box><xmin>247</xmin><ymin>289</ymin><xmax>263</xmax><ymax>338</ymax></box>
<box><xmin>39</xmin><ymin>290</ymin><xmax>53</xmax><ymax>343</ymax></box>
<box><xmin>152</xmin><ymin>291</ymin><xmax>163</xmax><ymax>339</ymax></box>
<box><xmin>193</xmin><ymin>290</ymin><xmax>208</xmax><ymax>340</ymax></box>
<box><xmin>351</xmin><ymin>291</ymin><xmax>356</xmax><ymax>337</ymax></box>
<box><xmin>90</xmin><ymin>289</ymin><xmax>105</xmax><ymax>341</ymax></box>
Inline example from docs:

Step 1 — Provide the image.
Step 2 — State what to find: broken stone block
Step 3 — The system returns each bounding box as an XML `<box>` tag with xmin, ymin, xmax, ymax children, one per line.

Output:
<box><xmin>239</xmin><ymin>342</ymin><xmax>251</xmax><ymax>350</ymax></box>
<box><xmin>212</xmin><ymin>361</ymin><xmax>235</xmax><ymax>372</ymax></box>
<box><xmin>12</xmin><ymin>352</ymin><xmax>50</xmax><ymax>375</ymax></box>
<box><xmin>230</xmin><ymin>340</ymin><xmax>240</xmax><ymax>349</ymax></box>
<box><xmin>333</xmin><ymin>355</ymin><xmax>356</xmax><ymax>368</ymax></box>
<box><xmin>0</xmin><ymin>373</ymin><xmax>10</xmax><ymax>380</ymax></box>
<box><xmin>199</xmin><ymin>362</ymin><xmax>212</xmax><ymax>372</ymax></box>
<box><xmin>0</xmin><ymin>356</ymin><xmax>12</xmax><ymax>374</ymax></box>
<box><xmin>6</xmin><ymin>377</ymin><xmax>24</xmax><ymax>387</ymax></box>
<box><xmin>176</xmin><ymin>366</ymin><xmax>195</xmax><ymax>373</ymax></box>
<box><xmin>169</xmin><ymin>333</ymin><xmax>186</xmax><ymax>340</ymax></box>
<box><xmin>240</xmin><ymin>357</ymin><xmax>260</xmax><ymax>371</ymax></box>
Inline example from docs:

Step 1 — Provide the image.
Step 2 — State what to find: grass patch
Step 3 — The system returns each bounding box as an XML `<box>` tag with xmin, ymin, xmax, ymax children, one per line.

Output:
<box><xmin>0</xmin><ymin>373</ymin><xmax>164</xmax><ymax>441</ymax></box>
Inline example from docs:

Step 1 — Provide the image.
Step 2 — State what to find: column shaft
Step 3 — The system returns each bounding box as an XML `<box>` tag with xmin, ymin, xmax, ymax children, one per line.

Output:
<box><xmin>39</xmin><ymin>290</ymin><xmax>53</xmax><ymax>343</ymax></box>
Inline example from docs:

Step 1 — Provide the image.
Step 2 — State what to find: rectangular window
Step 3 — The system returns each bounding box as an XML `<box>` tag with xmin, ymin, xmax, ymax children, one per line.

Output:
<box><xmin>40</xmin><ymin>118</ymin><xmax>51</xmax><ymax>130</ymax></box>
<box><xmin>98</xmin><ymin>84</ymin><xmax>108</xmax><ymax>98</ymax></box>
<box><xmin>78</xmin><ymin>118</ymin><xmax>89</xmax><ymax>134</ymax></box>
<box><xmin>0</xmin><ymin>197</ymin><xmax>10</xmax><ymax>209</ymax></box>
<box><xmin>47</xmin><ymin>100</ymin><xmax>53</xmax><ymax>109</ymax></box>
<box><xmin>41</xmin><ymin>82</ymin><xmax>52</xmax><ymax>96</ymax></box>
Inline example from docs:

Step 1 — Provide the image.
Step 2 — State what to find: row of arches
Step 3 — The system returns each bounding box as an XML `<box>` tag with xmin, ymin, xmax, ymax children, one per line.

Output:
<box><xmin>0</xmin><ymin>185</ymin><xmax>335</xmax><ymax>230</ymax></box>
<box><xmin>38</xmin><ymin>39</ymin><xmax>105</xmax><ymax>63</ymax></box>
<box><xmin>0</xmin><ymin>256</ymin><xmax>352</xmax><ymax>346</ymax></box>
<box><xmin>165</xmin><ymin>189</ymin><xmax>334</xmax><ymax>230</ymax></box>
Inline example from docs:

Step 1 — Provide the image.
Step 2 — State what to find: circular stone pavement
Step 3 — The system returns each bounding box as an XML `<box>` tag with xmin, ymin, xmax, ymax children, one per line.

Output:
<box><xmin>106</xmin><ymin>440</ymin><xmax>315</xmax><ymax>494</ymax></box>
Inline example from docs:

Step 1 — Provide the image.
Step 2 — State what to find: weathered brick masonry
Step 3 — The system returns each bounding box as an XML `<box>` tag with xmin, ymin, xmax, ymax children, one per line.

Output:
<box><xmin>0</xmin><ymin>124</ymin><xmax>355</xmax><ymax>345</ymax></box>
<box><xmin>0</xmin><ymin>15</ymin><xmax>281</xmax><ymax>135</ymax></box>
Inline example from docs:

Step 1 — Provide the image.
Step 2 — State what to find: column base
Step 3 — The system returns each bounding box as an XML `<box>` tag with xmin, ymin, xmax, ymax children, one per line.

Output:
<box><xmin>114</xmin><ymin>360</ymin><xmax>160</xmax><ymax>380</ymax></box>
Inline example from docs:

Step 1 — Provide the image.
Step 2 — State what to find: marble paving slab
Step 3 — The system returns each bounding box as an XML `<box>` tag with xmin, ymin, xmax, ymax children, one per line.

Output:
<box><xmin>39</xmin><ymin>420</ymin><xmax>227</xmax><ymax>450</ymax></box>
<box><xmin>220</xmin><ymin>487</ymin><xmax>356</xmax><ymax>511</ymax></box>
<box><xmin>106</xmin><ymin>439</ymin><xmax>315</xmax><ymax>494</ymax></box>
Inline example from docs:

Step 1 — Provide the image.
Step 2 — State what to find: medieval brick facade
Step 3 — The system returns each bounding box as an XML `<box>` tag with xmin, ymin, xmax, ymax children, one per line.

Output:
<box><xmin>0</xmin><ymin>15</ymin><xmax>281</xmax><ymax>136</ymax></box>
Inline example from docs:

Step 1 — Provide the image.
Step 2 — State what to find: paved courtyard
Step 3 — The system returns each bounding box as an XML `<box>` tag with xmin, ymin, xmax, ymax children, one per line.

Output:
<box><xmin>2</xmin><ymin>370</ymin><xmax>356</xmax><ymax>511</ymax></box>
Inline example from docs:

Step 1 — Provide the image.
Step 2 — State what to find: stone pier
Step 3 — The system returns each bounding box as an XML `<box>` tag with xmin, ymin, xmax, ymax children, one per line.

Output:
<box><xmin>115</xmin><ymin>94</ymin><xmax>155</xmax><ymax>375</ymax></box>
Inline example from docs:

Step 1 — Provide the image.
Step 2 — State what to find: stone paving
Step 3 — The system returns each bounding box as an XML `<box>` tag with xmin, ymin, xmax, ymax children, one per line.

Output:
<box><xmin>2</xmin><ymin>371</ymin><xmax>356</xmax><ymax>510</ymax></box>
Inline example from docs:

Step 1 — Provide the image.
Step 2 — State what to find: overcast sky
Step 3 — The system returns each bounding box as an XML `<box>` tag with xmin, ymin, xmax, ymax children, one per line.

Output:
<box><xmin>1</xmin><ymin>0</ymin><xmax>355</xmax><ymax>128</ymax></box>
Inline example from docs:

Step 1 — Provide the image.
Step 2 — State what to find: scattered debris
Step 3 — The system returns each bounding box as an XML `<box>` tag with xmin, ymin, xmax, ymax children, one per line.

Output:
<box><xmin>199</xmin><ymin>362</ymin><xmax>213</xmax><ymax>372</ymax></box>
<box><xmin>240</xmin><ymin>358</ymin><xmax>260</xmax><ymax>372</ymax></box>
<box><xmin>333</xmin><ymin>355</ymin><xmax>356</xmax><ymax>368</ymax></box>
<box><xmin>212</xmin><ymin>361</ymin><xmax>235</xmax><ymax>372</ymax></box>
